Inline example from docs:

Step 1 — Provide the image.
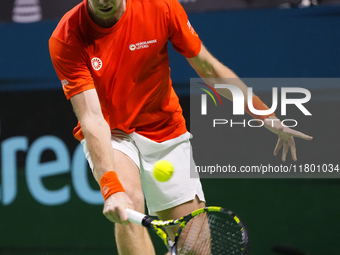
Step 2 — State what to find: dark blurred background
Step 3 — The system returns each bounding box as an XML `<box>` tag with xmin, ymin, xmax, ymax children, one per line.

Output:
<box><xmin>1</xmin><ymin>0</ymin><xmax>340</xmax><ymax>255</ymax></box>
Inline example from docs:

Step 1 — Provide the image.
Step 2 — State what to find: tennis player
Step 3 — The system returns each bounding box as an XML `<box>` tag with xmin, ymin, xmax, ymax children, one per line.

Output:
<box><xmin>49</xmin><ymin>0</ymin><xmax>312</xmax><ymax>254</ymax></box>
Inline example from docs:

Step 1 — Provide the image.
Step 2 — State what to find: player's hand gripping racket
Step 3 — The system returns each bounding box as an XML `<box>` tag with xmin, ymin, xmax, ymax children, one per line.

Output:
<box><xmin>126</xmin><ymin>206</ymin><xmax>249</xmax><ymax>255</ymax></box>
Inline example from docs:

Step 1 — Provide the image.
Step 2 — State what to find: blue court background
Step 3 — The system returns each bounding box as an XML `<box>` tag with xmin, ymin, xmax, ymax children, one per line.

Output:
<box><xmin>1</xmin><ymin>4</ymin><xmax>340</xmax><ymax>255</ymax></box>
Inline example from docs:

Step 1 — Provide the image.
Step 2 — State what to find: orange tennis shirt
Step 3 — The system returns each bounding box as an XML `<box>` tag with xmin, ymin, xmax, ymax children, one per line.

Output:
<box><xmin>49</xmin><ymin>0</ymin><xmax>201</xmax><ymax>142</ymax></box>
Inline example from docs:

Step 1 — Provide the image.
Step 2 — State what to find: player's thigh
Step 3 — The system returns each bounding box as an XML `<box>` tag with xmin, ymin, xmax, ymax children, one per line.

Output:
<box><xmin>111</xmin><ymin>149</ymin><xmax>144</xmax><ymax>211</ymax></box>
<box><xmin>156</xmin><ymin>195</ymin><xmax>205</xmax><ymax>220</ymax></box>
<box><xmin>155</xmin><ymin>195</ymin><xmax>205</xmax><ymax>239</ymax></box>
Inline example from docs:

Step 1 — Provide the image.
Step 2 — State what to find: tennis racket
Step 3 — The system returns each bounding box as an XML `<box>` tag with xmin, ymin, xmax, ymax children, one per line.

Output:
<box><xmin>126</xmin><ymin>206</ymin><xmax>249</xmax><ymax>255</ymax></box>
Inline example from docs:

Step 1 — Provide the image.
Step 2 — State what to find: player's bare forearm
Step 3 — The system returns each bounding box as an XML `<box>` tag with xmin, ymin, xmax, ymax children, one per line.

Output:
<box><xmin>70</xmin><ymin>89</ymin><xmax>115</xmax><ymax>182</ymax></box>
<box><xmin>71</xmin><ymin>89</ymin><xmax>134</xmax><ymax>225</ymax></box>
<box><xmin>187</xmin><ymin>44</ymin><xmax>252</xmax><ymax>103</ymax></box>
<box><xmin>80</xmin><ymin>116</ymin><xmax>115</xmax><ymax>182</ymax></box>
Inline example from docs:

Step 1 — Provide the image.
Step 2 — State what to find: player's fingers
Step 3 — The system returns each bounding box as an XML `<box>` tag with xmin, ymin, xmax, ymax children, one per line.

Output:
<box><xmin>103</xmin><ymin>210</ymin><xmax>117</xmax><ymax>223</ymax></box>
<box><xmin>117</xmin><ymin>207</ymin><xmax>129</xmax><ymax>225</ymax></box>
<box><xmin>282</xmin><ymin>141</ymin><xmax>289</xmax><ymax>162</ymax></box>
<box><xmin>103</xmin><ymin>208</ymin><xmax>119</xmax><ymax>223</ymax></box>
<box><xmin>274</xmin><ymin>138</ymin><xmax>283</xmax><ymax>156</ymax></box>
<box><xmin>288</xmin><ymin>138</ymin><xmax>297</xmax><ymax>161</ymax></box>
<box><xmin>103</xmin><ymin>205</ymin><xmax>126</xmax><ymax>224</ymax></box>
<box><xmin>284</xmin><ymin>128</ymin><xmax>313</xmax><ymax>141</ymax></box>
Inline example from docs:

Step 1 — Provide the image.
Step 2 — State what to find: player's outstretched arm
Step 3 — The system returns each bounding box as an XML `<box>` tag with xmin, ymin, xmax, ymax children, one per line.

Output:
<box><xmin>70</xmin><ymin>89</ymin><xmax>132</xmax><ymax>224</ymax></box>
<box><xmin>187</xmin><ymin>44</ymin><xmax>313</xmax><ymax>161</ymax></box>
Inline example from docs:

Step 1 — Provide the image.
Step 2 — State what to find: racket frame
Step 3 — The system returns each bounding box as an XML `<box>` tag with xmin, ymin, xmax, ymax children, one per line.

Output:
<box><xmin>126</xmin><ymin>206</ymin><xmax>249</xmax><ymax>254</ymax></box>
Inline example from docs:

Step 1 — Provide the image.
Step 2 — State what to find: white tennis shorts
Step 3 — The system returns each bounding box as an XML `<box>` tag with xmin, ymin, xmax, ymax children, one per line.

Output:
<box><xmin>81</xmin><ymin>130</ymin><xmax>205</xmax><ymax>216</ymax></box>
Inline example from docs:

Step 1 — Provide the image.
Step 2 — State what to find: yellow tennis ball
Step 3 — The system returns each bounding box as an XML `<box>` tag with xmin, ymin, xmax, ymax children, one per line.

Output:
<box><xmin>153</xmin><ymin>160</ymin><xmax>174</xmax><ymax>182</ymax></box>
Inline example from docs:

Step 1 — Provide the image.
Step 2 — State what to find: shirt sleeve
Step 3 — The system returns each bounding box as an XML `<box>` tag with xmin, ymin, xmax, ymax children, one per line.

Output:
<box><xmin>49</xmin><ymin>36</ymin><xmax>95</xmax><ymax>100</ymax></box>
<box><xmin>168</xmin><ymin>0</ymin><xmax>201</xmax><ymax>58</ymax></box>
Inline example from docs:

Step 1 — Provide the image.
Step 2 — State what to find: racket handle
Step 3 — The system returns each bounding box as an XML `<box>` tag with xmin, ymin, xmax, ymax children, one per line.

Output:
<box><xmin>125</xmin><ymin>208</ymin><xmax>147</xmax><ymax>226</ymax></box>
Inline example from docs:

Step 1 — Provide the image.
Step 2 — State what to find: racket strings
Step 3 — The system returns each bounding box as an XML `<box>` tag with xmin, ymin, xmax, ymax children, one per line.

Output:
<box><xmin>209</xmin><ymin>212</ymin><xmax>245</xmax><ymax>254</ymax></box>
<box><xmin>176</xmin><ymin>211</ymin><xmax>247</xmax><ymax>255</ymax></box>
<box><xmin>177</xmin><ymin>213</ymin><xmax>210</xmax><ymax>255</ymax></box>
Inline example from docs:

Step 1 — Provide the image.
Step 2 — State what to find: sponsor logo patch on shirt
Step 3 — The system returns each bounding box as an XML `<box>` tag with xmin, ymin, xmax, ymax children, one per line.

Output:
<box><xmin>129</xmin><ymin>39</ymin><xmax>157</xmax><ymax>51</ymax></box>
<box><xmin>91</xmin><ymin>57</ymin><xmax>103</xmax><ymax>71</ymax></box>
